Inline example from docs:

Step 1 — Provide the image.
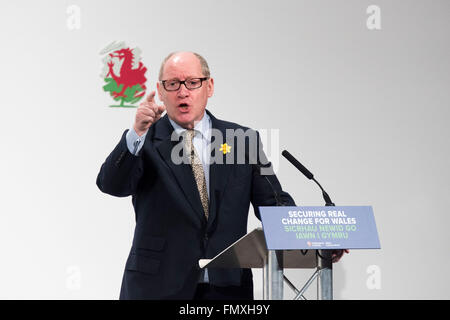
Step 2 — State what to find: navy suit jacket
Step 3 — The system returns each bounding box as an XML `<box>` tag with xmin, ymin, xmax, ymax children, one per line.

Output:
<box><xmin>96</xmin><ymin>110</ymin><xmax>295</xmax><ymax>299</ymax></box>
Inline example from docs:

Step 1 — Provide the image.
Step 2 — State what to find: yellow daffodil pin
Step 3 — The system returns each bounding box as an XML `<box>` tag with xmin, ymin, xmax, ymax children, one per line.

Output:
<box><xmin>219</xmin><ymin>143</ymin><xmax>232</xmax><ymax>154</ymax></box>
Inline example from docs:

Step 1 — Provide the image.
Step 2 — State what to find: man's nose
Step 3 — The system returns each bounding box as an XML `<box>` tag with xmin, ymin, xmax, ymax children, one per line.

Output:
<box><xmin>177</xmin><ymin>84</ymin><xmax>190</xmax><ymax>98</ymax></box>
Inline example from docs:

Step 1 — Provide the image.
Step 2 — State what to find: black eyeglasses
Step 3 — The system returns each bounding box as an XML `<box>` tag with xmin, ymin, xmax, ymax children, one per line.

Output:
<box><xmin>160</xmin><ymin>77</ymin><xmax>209</xmax><ymax>91</ymax></box>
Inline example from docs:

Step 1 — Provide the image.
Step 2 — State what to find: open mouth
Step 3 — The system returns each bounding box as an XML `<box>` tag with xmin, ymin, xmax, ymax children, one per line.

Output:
<box><xmin>178</xmin><ymin>103</ymin><xmax>190</xmax><ymax>110</ymax></box>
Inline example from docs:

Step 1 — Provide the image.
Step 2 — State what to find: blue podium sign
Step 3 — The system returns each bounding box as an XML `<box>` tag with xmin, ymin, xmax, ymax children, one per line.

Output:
<box><xmin>259</xmin><ymin>206</ymin><xmax>380</xmax><ymax>250</ymax></box>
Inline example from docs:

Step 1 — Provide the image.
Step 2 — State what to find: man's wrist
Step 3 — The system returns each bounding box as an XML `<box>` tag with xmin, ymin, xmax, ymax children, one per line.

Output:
<box><xmin>126</xmin><ymin>127</ymin><xmax>148</xmax><ymax>155</ymax></box>
<box><xmin>134</xmin><ymin>126</ymin><xmax>148</xmax><ymax>137</ymax></box>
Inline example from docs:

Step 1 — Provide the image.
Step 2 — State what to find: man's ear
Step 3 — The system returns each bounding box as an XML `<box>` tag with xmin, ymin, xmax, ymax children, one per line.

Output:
<box><xmin>156</xmin><ymin>82</ymin><xmax>163</xmax><ymax>101</ymax></box>
<box><xmin>207</xmin><ymin>78</ymin><xmax>214</xmax><ymax>98</ymax></box>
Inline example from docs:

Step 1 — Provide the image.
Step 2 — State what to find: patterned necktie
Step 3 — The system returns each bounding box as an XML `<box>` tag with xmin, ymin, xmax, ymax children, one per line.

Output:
<box><xmin>185</xmin><ymin>129</ymin><xmax>209</xmax><ymax>219</ymax></box>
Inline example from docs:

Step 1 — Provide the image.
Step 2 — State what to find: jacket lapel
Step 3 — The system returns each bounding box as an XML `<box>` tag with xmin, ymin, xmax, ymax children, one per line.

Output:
<box><xmin>154</xmin><ymin>115</ymin><xmax>206</xmax><ymax>227</ymax></box>
<box><xmin>153</xmin><ymin>111</ymin><xmax>235</xmax><ymax>231</ymax></box>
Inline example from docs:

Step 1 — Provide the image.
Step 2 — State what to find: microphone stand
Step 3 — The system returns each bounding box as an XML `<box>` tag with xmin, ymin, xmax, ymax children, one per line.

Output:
<box><xmin>281</xmin><ymin>150</ymin><xmax>334</xmax><ymax>300</ymax></box>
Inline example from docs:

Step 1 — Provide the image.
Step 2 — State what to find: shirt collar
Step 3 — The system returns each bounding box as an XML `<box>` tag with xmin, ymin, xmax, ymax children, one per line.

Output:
<box><xmin>168</xmin><ymin>111</ymin><xmax>212</xmax><ymax>142</ymax></box>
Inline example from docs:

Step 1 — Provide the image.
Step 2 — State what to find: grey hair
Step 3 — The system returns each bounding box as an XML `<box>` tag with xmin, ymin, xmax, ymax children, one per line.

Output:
<box><xmin>158</xmin><ymin>51</ymin><xmax>211</xmax><ymax>80</ymax></box>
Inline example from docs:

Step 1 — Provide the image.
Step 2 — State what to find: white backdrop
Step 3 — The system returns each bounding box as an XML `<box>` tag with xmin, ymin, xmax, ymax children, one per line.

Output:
<box><xmin>0</xmin><ymin>0</ymin><xmax>449</xmax><ymax>299</ymax></box>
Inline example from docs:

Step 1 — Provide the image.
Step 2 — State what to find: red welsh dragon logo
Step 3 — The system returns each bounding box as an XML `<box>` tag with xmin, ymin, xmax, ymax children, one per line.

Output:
<box><xmin>100</xmin><ymin>41</ymin><xmax>147</xmax><ymax>107</ymax></box>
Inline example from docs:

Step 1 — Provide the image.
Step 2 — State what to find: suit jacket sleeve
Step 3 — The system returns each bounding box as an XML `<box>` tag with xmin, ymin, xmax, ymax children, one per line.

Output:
<box><xmin>250</xmin><ymin>131</ymin><xmax>296</xmax><ymax>220</ymax></box>
<box><xmin>96</xmin><ymin>129</ymin><xmax>145</xmax><ymax>197</ymax></box>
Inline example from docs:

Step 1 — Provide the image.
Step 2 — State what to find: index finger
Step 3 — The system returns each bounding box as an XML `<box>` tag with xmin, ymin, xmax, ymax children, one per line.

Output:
<box><xmin>156</xmin><ymin>104</ymin><xmax>166</xmax><ymax>114</ymax></box>
<box><xmin>146</xmin><ymin>91</ymin><xmax>156</xmax><ymax>103</ymax></box>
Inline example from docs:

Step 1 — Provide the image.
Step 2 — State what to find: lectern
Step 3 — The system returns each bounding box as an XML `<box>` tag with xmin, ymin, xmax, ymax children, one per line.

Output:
<box><xmin>199</xmin><ymin>228</ymin><xmax>333</xmax><ymax>300</ymax></box>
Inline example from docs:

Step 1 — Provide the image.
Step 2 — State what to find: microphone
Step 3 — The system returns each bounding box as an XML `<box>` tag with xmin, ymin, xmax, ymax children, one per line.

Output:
<box><xmin>252</xmin><ymin>163</ymin><xmax>287</xmax><ymax>206</ymax></box>
<box><xmin>281</xmin><ymin>150</ymin><xmax>335</xmax><ymax>206</ymax></box>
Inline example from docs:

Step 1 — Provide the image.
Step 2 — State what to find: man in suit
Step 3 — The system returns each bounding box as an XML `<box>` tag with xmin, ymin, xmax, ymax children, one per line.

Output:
<box><xmin>97</xmin><ymin>51</ymin><xmax>345</xmax><ymax>300</ymax></box>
